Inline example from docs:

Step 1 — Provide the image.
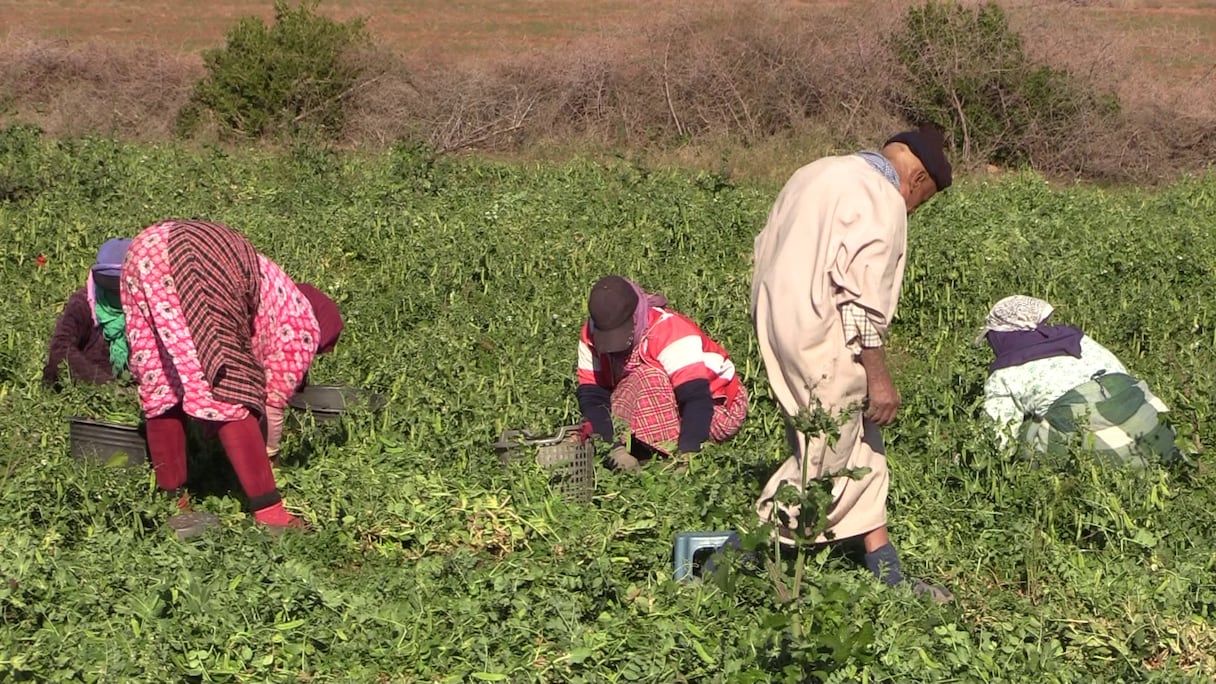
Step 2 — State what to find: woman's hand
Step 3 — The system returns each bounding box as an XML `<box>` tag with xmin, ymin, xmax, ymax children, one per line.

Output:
<box><xmin>607</xmin><ymin>442</ymin><xmax>641</xmax><ymax>472</ymax></box>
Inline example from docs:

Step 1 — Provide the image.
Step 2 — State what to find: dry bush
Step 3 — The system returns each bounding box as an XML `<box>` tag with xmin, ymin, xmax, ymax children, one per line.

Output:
<box><xmin>345</xmin><ymin>32</ymin><xmax>660</xmax><ymax>152</ymax></box>
<box><xmin>344</xmin><ymin>48</ymin><xmax>565</xmax><ymax>152</ymax></box>
<box><xmin>0</xmin><ymin>30</ymin><xmax>200</xmax><ymax>139</ymax></box>
<box><xmin>423</xmin><ymin>57</ymin><xmax>563</xmax><ymax>152</ymax></box>
<box><xmin>1003</xmin><ymin>0</ymin><xmax>1216</xmax><ymax>181</ymax></box>
<box><xmin>2</xmin><ymin>0</ymin><xmax>1213</xmax><ymax>183</ymax></box>
<box><xmin>345</xmin><ymin>0</ymin><xmax>906</xmax><ymax>153</ymax></box>
<box><xmin>339</xmin><ymin>47</ymin><xmax>426</xmax><ymax>146</ymax></box>
<box><xmin>346</xmin><ymin>0</ymin><xmax>1216</xmax><ymax>182</ymax></box>
<box><xmin>629</xmin><ymin>1</ymin><xmax>899</xmax><ymax>144</ymax></box>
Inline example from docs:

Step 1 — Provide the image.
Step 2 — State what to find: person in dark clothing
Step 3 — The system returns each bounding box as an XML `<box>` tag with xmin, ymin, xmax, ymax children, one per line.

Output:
<box><xmin>43</xmin><ymin>238</ymin><xmax>133</xmax><ymax>388</ymax></box>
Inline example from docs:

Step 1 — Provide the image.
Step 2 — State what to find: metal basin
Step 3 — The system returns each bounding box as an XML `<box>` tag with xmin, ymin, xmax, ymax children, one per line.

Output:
<box><xmin>288</xmin><ymin>384</ymin><xmax>386</xmax><ymax>422</ymax></box>
<box><xmin>69</xmin><ymin>417</ymin><xmax>147</xmax><ymax>466</ymax></box>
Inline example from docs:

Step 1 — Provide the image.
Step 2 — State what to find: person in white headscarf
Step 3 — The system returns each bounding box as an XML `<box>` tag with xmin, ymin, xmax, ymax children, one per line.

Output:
<box><xmin>978</xmin><ymin>295</ymin><xmax>1181</xmax><ymax>466</ymax></box>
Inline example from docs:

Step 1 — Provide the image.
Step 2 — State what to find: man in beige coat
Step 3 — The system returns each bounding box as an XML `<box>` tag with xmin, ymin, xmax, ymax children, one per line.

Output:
<box><xmin>750</xmin><ymin>124</ymin><xmax>952</xmax><ymax>600</ymax></box>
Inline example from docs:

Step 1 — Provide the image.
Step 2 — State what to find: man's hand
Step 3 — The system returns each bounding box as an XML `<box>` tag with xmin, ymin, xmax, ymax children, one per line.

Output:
<box><xmin>859</xmin><ymin>347</ymin><xmax>900</xmax><ymax>426</ymax></box>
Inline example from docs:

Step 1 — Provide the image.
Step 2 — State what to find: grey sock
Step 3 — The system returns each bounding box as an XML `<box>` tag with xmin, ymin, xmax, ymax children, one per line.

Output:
<box><xmin>864</xmin><ymin>543</ymin><xmax>904</xmax><ymax>586</ymax></box>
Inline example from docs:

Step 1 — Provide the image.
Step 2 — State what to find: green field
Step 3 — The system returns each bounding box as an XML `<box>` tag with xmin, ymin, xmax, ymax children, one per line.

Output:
<box><xmin>2</xmin><ymin>127</ymin><xmax>1216</xmax><ymax>681</ymax></box>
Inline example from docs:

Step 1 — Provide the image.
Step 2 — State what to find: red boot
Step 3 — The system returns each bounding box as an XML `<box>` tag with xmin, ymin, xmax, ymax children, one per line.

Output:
<box><xmin>253</xmin><ymin>501</ymin><xmax>306</xmax><ymax>530</ymax></box>
<box><xmin>145</xmin><ymin>407</ymin><xmax>188</xmax><ymax>491</ymax></box>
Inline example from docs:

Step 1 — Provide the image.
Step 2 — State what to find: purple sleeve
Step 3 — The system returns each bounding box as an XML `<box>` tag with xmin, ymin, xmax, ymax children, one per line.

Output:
<box><xmin>674</xmin><ymin>378</ymin><xmax>714</xmax><ymax>453</ymax></box>
<box><xmin>43</xmin><ymin>290</ymin><xmax>91</xmax><ymax>385</ymax></box>
<box><xmin>576</xmin><ymin>383</ymin><xmax>614</xmax><ymax>441</ymax></box>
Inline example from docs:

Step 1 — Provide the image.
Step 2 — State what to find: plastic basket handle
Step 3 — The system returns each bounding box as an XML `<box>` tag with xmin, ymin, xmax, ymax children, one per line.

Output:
<box><xmin>492</xmin><ymin>424</ymin><xmax>582</xmax><ymax>450</ymax></box>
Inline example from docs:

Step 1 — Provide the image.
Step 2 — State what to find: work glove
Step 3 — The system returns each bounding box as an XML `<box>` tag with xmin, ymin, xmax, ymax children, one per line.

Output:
<box><xmin>607</xmin><ymin>442</ymin><xmax>641</xmax><ymax>472</ymax></box>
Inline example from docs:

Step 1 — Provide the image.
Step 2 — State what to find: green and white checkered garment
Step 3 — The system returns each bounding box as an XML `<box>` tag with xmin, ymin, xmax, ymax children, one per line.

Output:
<box><xmin>1017</xmin><ymin>372</ymin><xmax>1180</xmax><ymax>468</ymax></box>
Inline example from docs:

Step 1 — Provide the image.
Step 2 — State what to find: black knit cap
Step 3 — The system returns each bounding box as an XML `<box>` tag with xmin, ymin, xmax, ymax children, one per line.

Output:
<box><xmin>885</xmin><ymin>123</ymin><xmax>952</xmax><ymax>191</ymax></box>
<box><xmin>588</xmin><ymin>275</ymin><xmax>638</xmax><ymax>353</ymax></box>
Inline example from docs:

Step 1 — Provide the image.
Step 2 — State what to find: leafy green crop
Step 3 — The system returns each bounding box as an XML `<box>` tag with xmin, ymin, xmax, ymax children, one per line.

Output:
<box><xmin>1</xmin><ymin>126</ymin><xmax>1214</xmax><ymax>681</ymax></box>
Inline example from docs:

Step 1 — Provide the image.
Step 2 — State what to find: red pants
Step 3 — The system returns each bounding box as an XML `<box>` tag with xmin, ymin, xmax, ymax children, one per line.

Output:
<box><xmin>144</xmin><ymin>405</ymin><xmax>280</xmax><ymax>510</ymax></box>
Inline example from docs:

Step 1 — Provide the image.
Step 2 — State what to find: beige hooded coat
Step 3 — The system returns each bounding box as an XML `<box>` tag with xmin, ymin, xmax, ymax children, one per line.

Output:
<box><xmin>750</xmin><ymin>154</ymin><xmax>908</xmax><ymax>543</ymax></box>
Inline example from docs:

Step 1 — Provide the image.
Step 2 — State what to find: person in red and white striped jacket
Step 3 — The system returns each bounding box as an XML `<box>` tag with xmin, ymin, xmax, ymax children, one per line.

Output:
<box><xmin>575</xmin><ymin>275</ymin><xmax>748</xmax><ymax>470</ymax></box>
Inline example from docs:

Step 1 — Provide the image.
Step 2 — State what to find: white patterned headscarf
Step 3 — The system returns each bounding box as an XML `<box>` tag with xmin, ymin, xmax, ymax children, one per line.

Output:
<box><xmin>974</xmin><ymin>295</ymin><xmax>1054</xmax><ymax>344</ymax></box>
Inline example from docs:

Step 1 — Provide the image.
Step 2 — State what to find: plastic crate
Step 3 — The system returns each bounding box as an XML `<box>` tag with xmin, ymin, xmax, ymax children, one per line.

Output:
<box><xmin>673</xmin><ymin>531</ymin><xmax>738</xmax><ymax>582</ymax></box>
<box><xmin>493</xmin><ymin>424</ymin><xmax>596</xmax><ymax>504</ymax></box>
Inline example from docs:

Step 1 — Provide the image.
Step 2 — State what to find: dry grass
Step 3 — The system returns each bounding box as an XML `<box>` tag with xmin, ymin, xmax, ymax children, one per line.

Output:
<box><xmin>1</xmin><ymin>0</ymin><xmax>1213</xmax><ymax>183</ymax></box>
<box><xmin>0</xmin><ymin>29</ymin><xmax>199</xmax><ymax>140</ymax></box>
<box><xmin>0</xmin><ymin>0</ymin><xmax>671</xmax><ymax>59</ymax></box>
<box><xmin>341</xmin><ymin>1</ymin><xmax>906</xmax><ymax>156</ymax></box>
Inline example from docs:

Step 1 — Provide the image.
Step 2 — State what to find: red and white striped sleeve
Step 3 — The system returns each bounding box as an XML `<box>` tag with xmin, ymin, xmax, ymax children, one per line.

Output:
<box><xmin>576</xmin><ymin>322</ymin><xmax>601</xmax><ymax>386</ymax></box>
<box><xmin>651</xmin><ymin>316</ymin><xmax>712</xmax><ymax>388</ymax></box>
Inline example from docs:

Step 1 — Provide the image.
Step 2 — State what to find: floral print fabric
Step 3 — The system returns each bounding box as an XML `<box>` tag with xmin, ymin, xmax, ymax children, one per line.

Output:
<box><xmin>123</xmin><ymin>222</ymin><xmax>320</xmax><ymax>421</ymax></box>
<box><xmin>983</xmin><ymin>335</ymin><xmax>1130</xmax><ymax>446</ymax></box>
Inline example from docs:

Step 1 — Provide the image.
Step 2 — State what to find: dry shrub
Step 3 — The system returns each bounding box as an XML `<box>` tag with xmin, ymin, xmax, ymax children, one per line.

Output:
<box><xmin>343</xmin><ymin>0</ymin><xmax>1216</xmax><ymax>181</ymax></box>
<box><xmin>2</xmin><ymin>0</ymin><xmax>1213</xmax><ymax>183</ymax></box>
<box><xmin>345</xmin><ymin>0</ymin><xmax>906</xmax><ymax>153</ymax></box>
<box><xmin>1003</xmin><ymin>0</ymin><xmax>1216</xmax><ymax>180</ymax></box>
<box><xmin>0</xmin><ymin>30</ymin><xmax>200</xmax><ymax>139</ymax></box>
<box><xmin>342</xmin><ymin>45</ymin><xmax>549</xmax><ymax>150</ymax></box>
<box><xmin>627</xmin><ymin>2</ymin><xmax>899</xmax><ymax>144</ymax></box>
<box><xmin>338</xmin><ymin>47</ymin><xmax>424</xmax><ymax>146</ymax></box>
<box><xmin>345</xmin><ymin>33</ymin><xmax>657</xmax><ymax>152</ymax></box>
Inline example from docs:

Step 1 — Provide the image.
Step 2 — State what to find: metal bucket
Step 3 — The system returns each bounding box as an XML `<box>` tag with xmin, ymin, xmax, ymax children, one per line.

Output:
<box><xmin>68</xmin><ymin>417</ymin><xmax>147</xmax><ymax>466</ymax></box>
<box><xmin>493</xmin><ymin>424</ymin><xmax>596</xmax><ymax>504</ymax></box>
<box><xmin>288</xmin><ymin>384</ymin><xmax>386</xmax><ymax>423</ymax></box>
